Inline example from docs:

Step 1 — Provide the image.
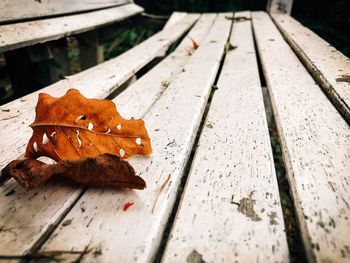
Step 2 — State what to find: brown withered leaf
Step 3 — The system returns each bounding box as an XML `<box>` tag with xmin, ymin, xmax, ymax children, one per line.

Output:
<box><xmin>25</xmin><ymin>89</ymin><xmax>152</xmax><ymax>162</ymax></box>
<box><xmin>2</xmin><ymin>154</ymin><xmax>146</xmax><ymax>189</ymax></box>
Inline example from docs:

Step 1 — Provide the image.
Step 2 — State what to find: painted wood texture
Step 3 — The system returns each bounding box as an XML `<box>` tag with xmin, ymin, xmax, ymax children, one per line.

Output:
<box><xmin>117</xmin><ymin>14</ymin><xmax>216</xmax><ymax>120</ymax></box>
<box><xmin>163</xmin><ymin>12</ymin><xmax>187</xmax><ymax>30</ymax></box>
<box><xmin>266</xmin><ymin>0</ymin><xmax>293</xmax><ymax>14</ymax></box>
<box><xmin>37</xmin><ymin>13</ymin><xmax>232</xmax><ymax>262</ymax></box>
<box><xmin>252</xmin><ymin>11</ymin><xmax>350</xmax><ymax>263</ymax></box>
<box><xmin>0</xmin><ymin>4</ymin><xmax>143</xmax><ymax>53</ymax></box>
<box><xmin>271</xmin><ymin>13</ymin><xmax>350</xmax><ymax>124</ymax></box>
<box><xmin>0</xmin><ymin>14</ymin><xmax>210</xmax><ymax>258</ymax></box>
<box><xmin>162</xmin><ymin>11</ymin><xmax>289</xmax><ymax>263</ymax></box>
<box><xmin>0</xmin><ymin>14</ymin><xmax>199</xmax><ymax>173</ymax></box>
<box><xmin>0</xmin><ymin>0</ymin><xmax>131</xmax><ymax>23</ymax></box>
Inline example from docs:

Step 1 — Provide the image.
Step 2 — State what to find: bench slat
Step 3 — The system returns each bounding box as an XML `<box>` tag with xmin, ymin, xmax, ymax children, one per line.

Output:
<box><xmin>117</xmin><ymin>14</ymin><xmax>216</xmax><ymax>120</ymax></box>
<box><xmin>163</xmin><ymin>12</ymin><xmax>188</xmax><ymax>30</ymax></box>
<box><xmin>161</xmin><ymin>11</ymin><xmax>289</xmax><ymax>263</ymax></box>
<box><xmin>271</xmin><ymin>13</ymin><xmax>350</xmax><ymax>124</ymax></box>
<box><xmin>0</xmin><ymin>0</ymin><xmax>131</xmax><ymax>23</ymax></box>
<box><xmin>252</xmin><ymin>11</ymin><xmax>350</xmax><ymax>262</ymax></box>
<box><xmin>0</xmin><ymin>14</ymin><xmax>199</xmax><ymax>173</ymax></box>
<box><xmin>37</xmin><ymin>13</ymin><xmax>232</xmax><ymax>262</ymax></box>
<box><xmin>0</xmin><ymin>4</ymin><xmax>143</xmax><ymax>53</ymax></box>
<box><xmin>0</xmin><ymin>13</ymin><xmax>211</xmax><ymax>257</ymax></box>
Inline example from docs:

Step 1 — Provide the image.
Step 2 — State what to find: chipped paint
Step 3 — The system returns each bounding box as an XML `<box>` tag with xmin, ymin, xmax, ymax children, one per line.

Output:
<box><xmin>236</xmin><ymin>191</ymin><xmax>261</xmax><ymax>222</ymax></box>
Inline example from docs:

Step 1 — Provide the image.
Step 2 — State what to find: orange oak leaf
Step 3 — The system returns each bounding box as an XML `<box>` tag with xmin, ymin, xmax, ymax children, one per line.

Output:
<box><xmin>25</xmin><ymin>89</ymin><xmax>152</xmax><ymax>161</ymax></box>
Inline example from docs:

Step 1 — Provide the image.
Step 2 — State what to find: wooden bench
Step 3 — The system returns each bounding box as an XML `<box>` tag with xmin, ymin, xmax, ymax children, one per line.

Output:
<box><xmin>1</xmin><ymin>1</ymin><xmax>350</xmax><ymax>262</ymax></box>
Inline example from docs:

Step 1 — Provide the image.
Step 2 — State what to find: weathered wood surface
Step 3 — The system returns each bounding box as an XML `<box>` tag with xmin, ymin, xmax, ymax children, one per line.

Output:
<box><xmin>266</xmin><ymin>0</ymin><xmax>293</xmax><ymax>14</ymax></box>
<box><xmin>0</xmin><ymin>0</ymin><xmax>131</xmax><ymax>23</ymax></box>
<box><xmin>163</xmin><ymin>12</ymin><xmax>187</xmax><ymax>30</ymax></box>
<box><xmin>162</xmin><ymin>11</ymin><xmax>289</xmax><ymax>263</ymax></box>
<box><xmin>0</xmin><ymin>14</ymin><xmax>199</xmax><ymax>173</ymax></box>
<box><xmin>117</xmin><ymin>14</ymin><xmax>216</xmax><ymax>120</ymax></box>
<box><xmin>37</xmin><ymin>13</ymin><xmax>232</xmax><ymax>262</ymax></box>
<box><xmin>253</xmin><ymin>11</ymin><xmax>350</xmax><ymax>263</ymax></box>
<box><xmin>0</xmin><ymin>4</ymin><xmax>143</xmax><ymax>53</ymax></box>
<box><xmin>0</xmin><ymin>13</ymin><xmax>209</xmax><ymax>258</ymax></box>
<box><xmin>271</xmin><ymin>13</ymin><xmax>350</xmax><ymax>124</ymax></box>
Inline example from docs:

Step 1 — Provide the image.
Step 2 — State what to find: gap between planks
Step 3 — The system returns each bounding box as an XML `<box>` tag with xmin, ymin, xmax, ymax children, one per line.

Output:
<box><xmin>36</xmin><ymin>13</ymin><xmax>232</xmax><ymax>263</ymax></box>
<box><xmin>271</xmin><ymin>13</ymin><xmax>350</xmax><ymax>125</ymax></box>
<box><xmin>0</xmin><ymin>14</ymin><xmax>199</xmax><ymax>174</ymax></box>
<box><xmin>0</xmin><ymin>13</ymin><xmax>212</xmax><ymax>258</ymax></box>
<box><xmin>252</xmin><ymin>11</ymin><xmax>350</xmax><ymax>263</ymax></box>
<box><xmin>161</xmin><ymin>11</ymin><xmax>289</xmax><ymax>263</ymax></box>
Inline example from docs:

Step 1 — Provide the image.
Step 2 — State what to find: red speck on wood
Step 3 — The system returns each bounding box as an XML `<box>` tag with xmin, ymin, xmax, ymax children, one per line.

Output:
<box><xmin>123</xmin><ymin>202</ymin><xmax>134</xmax><ymax>211</ymax></box>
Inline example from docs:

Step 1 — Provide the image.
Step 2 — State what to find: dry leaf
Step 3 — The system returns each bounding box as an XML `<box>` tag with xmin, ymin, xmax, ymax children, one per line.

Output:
<box><xmin>2</xmin><ymin>154</ymin><xmax>145</xmax><ymax>189</ymax></box>
<box><xmin>25</xmin><ymin>89</ymin><xmax>152</xmax><ymax>162</ymax></box>
<box><xmin>189</xmin><ymin>37</ymin><xmax>199</xmax><ymax>49</ymax></box>
<box><xmin>225</xmin><ymin>16</ymin><xmax>251</xmax><ymax>22</ymax></box>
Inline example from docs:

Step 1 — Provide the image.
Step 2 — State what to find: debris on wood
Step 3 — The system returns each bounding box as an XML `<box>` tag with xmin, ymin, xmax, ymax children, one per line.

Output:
<box><xmin>187</xmin><ymin>250</ymin><xmax>206</xmax><ymax>263</ymax></box>
<box><xmin>224</xmin><ymin>43</ymin><xmax>237</xmax><ymax>54</ymax></box>
<box><xmin>336</xmin><ymin>75</ymin><xmax>350</xmax><ymax>83</ymax></box>
<box><xmin>225</xmin><ymin>16</ymin><xmax>251</xmax><ymax>22</ymax></box>
<box><xmin>123</xmin><ymin>201</ymin><xmax>134</xmax><ymax>211</ymax></box>
<box><xmin>231</xmin><ymin>191</ymin><xmax>261</xmax><ymax>222</ymax></box>
<box><xmin>189</xmin><ymin>37</ymin><xmax>199</xmax><ymax>49</ymax></box>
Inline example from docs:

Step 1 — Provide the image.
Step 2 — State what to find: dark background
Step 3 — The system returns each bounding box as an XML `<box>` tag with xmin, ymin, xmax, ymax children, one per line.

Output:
<box><xmin>136</xmin><ymin>0</ymin><xmax>350</xmax><ymax>57</ymax></box>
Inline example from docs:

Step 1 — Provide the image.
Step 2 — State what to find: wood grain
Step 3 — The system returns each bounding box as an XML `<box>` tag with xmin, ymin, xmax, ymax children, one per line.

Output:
<box><xmin>0</xmin><ymin>0</ymin><xmax>131</xmax><ymax>23</ymax></box>
<box><xmin>271</xmin><ymin>13</ymin><xmax>350</xmax><ymax>124</ymax></box>
<box><xmin>0</xmin><ymin>14</ymin><xmax>207</xmax><ymax>258</ymax></box>
<box><xmin>253</xmin><ymin>11</ymin><xmax>350</xmax><ymax>263</ymax></box>
<box><xmin>161</xmin><ymin>11</ymin><xmax>289</xmax><ymax>263</ymax></box>
<box><xmin>0</xmin><ymin>4</ymin><xmax>143</xmax><ymax>53</ymax></box>
<box><xmin>266</xmin><ymin>0</ymin><xmax>293</xmax><ymax>14</ymax></box>
<box><xmin>37</xmin><ymin>13</ymin><xmax>232</xmax><ymax>262</ymax></box>
<box><xmin>163</xmin><ymin>12</ymin><xmax>188</xmax><ymax>30</ymax></box>
<box><xmin>0</xmin><ymin>14</ymin><xmax>199</xmax><ymax>173</ymax></box>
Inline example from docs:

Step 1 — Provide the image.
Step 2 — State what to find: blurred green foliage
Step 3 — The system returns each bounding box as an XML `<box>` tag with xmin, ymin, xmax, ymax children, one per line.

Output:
<box><xmin>103</xmin><ymin>28</ymin><xmax>156</xmax><ymax>60</ymax></box>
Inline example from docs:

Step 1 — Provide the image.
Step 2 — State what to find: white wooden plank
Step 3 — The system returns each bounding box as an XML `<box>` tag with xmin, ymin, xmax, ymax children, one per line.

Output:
<box><xmin>0</xmin><ymin>14</ymin><xmax>199</xmax><ymax>173</ymax></box>
<box><xmin>162</xmin><ymin>11</ymin><xmax>289</xmax><ymax>263</ymax></box>
<box><xmin>0</xmin><ymin>4</ymin><xmax>143</xmax><ymax>53</ymax></box>
<box><xmin>266</xmin><ymin>0</ymin><xmax>293</xmax><ymax>14</ymax></box>
<box><xmin>0</xmin><ymin>0</ymin><xmax>131</xmax><ymax>23</ymax></box>
<box><xmin>117</xmin><ymin>14</ymin><xmax>216</xmax><ymax>119</ymax></box>
<box><xmin>38</xmin><ymin>13</ymin><xmax>232</xmax><ymax>262</ymax></box>
<box><xmin>163</xmin><ymin>12</ymin><xmax>187</xmax><ymax>30</ymax></box>
<box><xmin>0</xmin><ymin>14</ymin><xmax>209</xmax><ymax>258</ymax></box>
<box><xmin>271</xmin><ymin>13</ymin><xmax>350</xmax><ymax>124</ymax></box>
<box><xmin>252</xmin><ymin>11</ymin><xmax>350</xmax><ymax>263</ymax></box>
